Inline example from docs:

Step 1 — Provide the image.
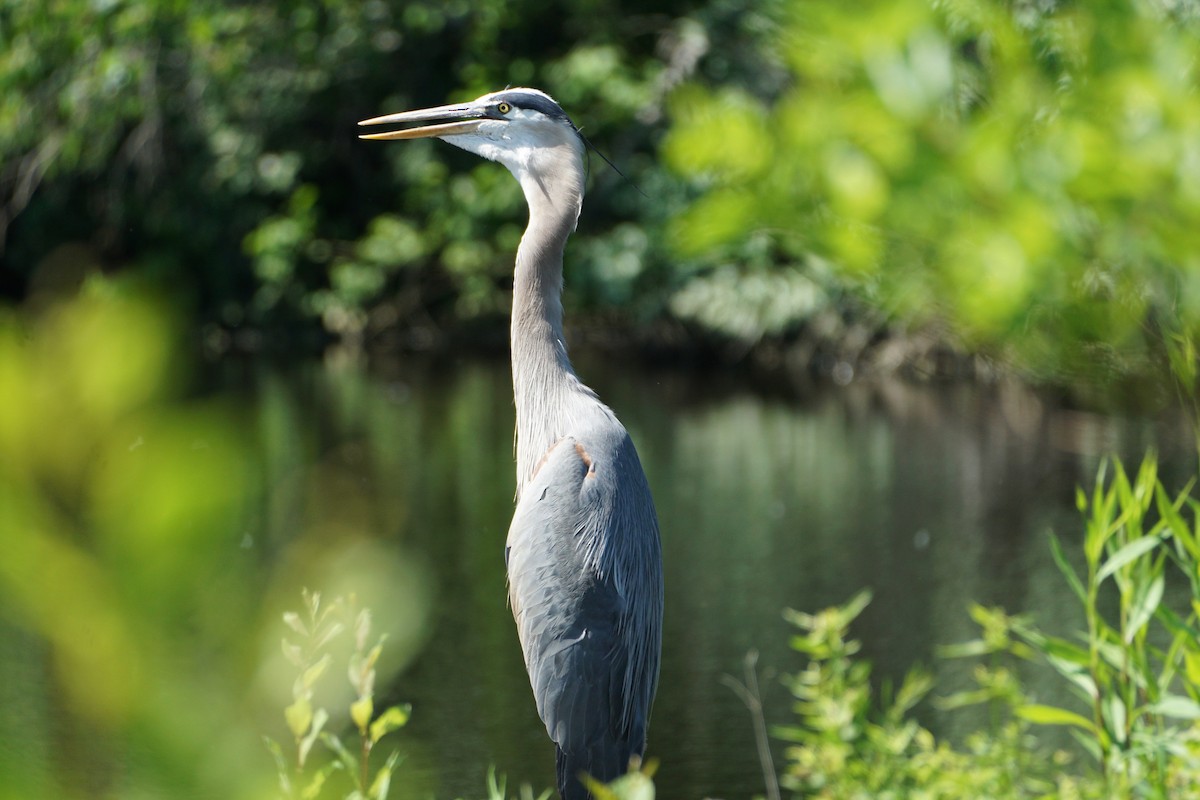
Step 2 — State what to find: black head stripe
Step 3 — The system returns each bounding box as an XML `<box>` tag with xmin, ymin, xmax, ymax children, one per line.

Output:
<box><xmin>492</xmin><ymin>90</ymin><xmax>578</xmax><ymax>130</ymax></box>
<box><xmin>489</xmin><ymin>89</ymin><xmax>645</xmax><ymax>196</ymax></box>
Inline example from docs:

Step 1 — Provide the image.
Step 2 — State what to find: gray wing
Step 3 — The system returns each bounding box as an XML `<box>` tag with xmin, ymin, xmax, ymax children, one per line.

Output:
<box><xmin>506</xmin><ymin>427</ymin><xmax>663</xmax><ymax>781</ymax></box>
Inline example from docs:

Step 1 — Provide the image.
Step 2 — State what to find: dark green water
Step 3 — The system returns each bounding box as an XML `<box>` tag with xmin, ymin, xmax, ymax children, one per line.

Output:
<box><xmin>214</xmin><ymin>350</ymin><xmax>1188</xmax><ymax>799</ymax></box>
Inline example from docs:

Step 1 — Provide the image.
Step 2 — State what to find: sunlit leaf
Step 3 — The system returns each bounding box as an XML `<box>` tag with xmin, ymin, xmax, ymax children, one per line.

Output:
<box><xmin>321</xmin><ymin>732</ymin><xmax>359</xmax><ymax>778</ymax></box>
<box><xmin>936</xmin><ymin>639</ymin><xmax>992</xmax><ymax>659</ymax></box>
<box><xmin>302</xmin><ymin>654</ymin><xmax>331</xmax><ymax>691</ymax></box>
<box><xmin>351</xmin><ymin>695</ymin><xmax>374</xmax><ymax>733</ymax></box>
<box><xmin>314</xmin><ymin>621</ymin><xmax>346</xmax><ymax>651</ymax></box>
<box><xmin>1016</xmin><ymin>703</ymin><xmax>1098</xmax><ymax>734</ymax></box>
<box><xmin>370</xmin><ymin>704</ymin><xmax>412</xmax><ymax>744</ymax></box>
<box><xmin>1126</xmin><ymin>573</ymin><xmax>1165</xmax><ymax>643</ymax></box>
<box><xmin>1097</xmin><ymin>536</ymin><xmax>1163</xmax><ymax>583</ymax></box>
<box><xmin>1103</xmin><ymin>694</ymin><xmax>1127</xmax><ymax>744</ymax></box>
<box><xmin>283</xmin><ymin>611</ymin><xmax>308</xmax><ymax>636</ymax></box>
<box><xmin>1149</xmin><ymin>695</ymin><xmax>1200</xmax><ymax>720</ymax></box>
<box><xmin>299</xmin><ymin>708</ymin><xmax>328</xmax><ymax>767</ymax></box>
<box><xmin>301</xmin><ymin>761</ymin><xmax>342</xmax><ymax>800</ymax></box>
<box><xmin>356</xmin><ymin>608</ymin><xmax>372</xmax><ymax>651</ymax></box>
<box><xmin>285</xmin><ymin>697</ymin><xmax>313</xmax><ymax>738</ymax></box>
<box><xmin>263</xmin><ymin>736</ymin><xmax>292</xmax><ymax>796</ymax></box>
<box><xmin>368</xmin><ymin>750</ymin><xmax>401</xmax><ymax>800</ymax></box>
<box><xmin>282</xmin><ymin>638</ymin><xmax>305</xmax><ymax>667</ymax></box>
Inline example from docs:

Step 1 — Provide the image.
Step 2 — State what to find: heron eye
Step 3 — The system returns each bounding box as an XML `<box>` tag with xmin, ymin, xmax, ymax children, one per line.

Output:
<box><xmin>497</xmin><ymin>102</ymin><xmax>512</xmax><ymax>114</ymax></box>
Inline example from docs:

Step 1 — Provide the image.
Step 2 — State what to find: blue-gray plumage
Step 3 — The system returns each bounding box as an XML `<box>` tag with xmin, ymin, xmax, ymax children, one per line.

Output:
<box><xmin>360</xmin><ymin>88</ymin><xmax>663</xmax><ymax>800</ymax></box>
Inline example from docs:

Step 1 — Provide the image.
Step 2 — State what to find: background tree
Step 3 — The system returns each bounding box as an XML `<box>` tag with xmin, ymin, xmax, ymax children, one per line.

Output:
<box><xmin>0</xmin><ymin>0</ymin><xmax>783</xmax><ymax>344</ymax></box>
<box><xmin>665</xmin><ymin>0</ymin><xmax>1200</xmax><ymax>401</ymax></box>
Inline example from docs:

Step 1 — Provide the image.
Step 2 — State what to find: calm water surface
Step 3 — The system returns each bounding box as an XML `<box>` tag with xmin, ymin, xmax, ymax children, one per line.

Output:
<box><xmin>216</xmin><ymin>351</ymin><xmax>1189</xmax><ymax>799</ymax></box>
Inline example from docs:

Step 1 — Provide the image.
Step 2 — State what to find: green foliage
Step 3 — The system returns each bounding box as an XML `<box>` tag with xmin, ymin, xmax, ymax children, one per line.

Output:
<box><xmin>267</xmin><ymin>590</ymin><xmax>412</xmax><ymax>800</ymax></box>
<box><xmin>0</xmin><ymin>280</ymin><xmax>269</xmax><ymax>798</ymax></box>
<box><xmin>9</xmin><ymin>0</ymin><xmax>1199</xmax><ymax>384</ymax></box>
<box><xmin>581</xmin><ymin>758</ymin><xmax>658</xmax><ymax>800</ymax></box>
<box><xmin>0</xmin><ymin>0</ymin><xmax>786</xmax><ymax>344</ymax></box>
<box><xmin>778</xmin><ymin>452</ymin><xmax>1200</xmax><ymax>798</ymax></box>
<box><xmin>943</xmin><ymin>455</ymin><xmax>1200</xmax><ymax>797</ymax></box>
<box><xmin>0</xmin><ymin>279</ymin><xmax>435</xmax><ymax>798</ymax></box>
<box><xmin>777</xmin><ymin>591</ymin><xmax>1063</xmax><ymax>799</ymax></box>
<box><xmin>666</xmin><ymin>0</ymin><xmax>1200</xmax><ymax>387</ymax></box>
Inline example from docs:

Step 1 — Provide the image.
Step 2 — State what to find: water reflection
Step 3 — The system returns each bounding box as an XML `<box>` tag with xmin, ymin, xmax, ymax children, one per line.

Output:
<box><xmin>216</xmin><ymin>352</ymin><xmax>1189</xmax><ymax>799</ymax></box>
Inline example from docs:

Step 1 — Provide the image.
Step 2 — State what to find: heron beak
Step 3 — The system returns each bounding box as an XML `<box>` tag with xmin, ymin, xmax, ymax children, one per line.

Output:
<box><xmin>358</xmin><ymin>102</ymin><xmax>488</xmax><ymax>141</ymax></box>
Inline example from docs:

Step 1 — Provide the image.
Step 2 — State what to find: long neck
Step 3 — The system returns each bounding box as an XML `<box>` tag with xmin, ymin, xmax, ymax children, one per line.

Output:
<box><xmin>510</xmin><ymin>150</ymin><xmax>585</xmax><ymax>495</ymax></box>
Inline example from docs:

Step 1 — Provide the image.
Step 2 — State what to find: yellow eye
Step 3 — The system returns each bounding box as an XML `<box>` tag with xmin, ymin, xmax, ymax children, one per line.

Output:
<box><xmin>497</xmin><ymin>102</ymin><xmax>512</xmax><ymax>114</ymax></box>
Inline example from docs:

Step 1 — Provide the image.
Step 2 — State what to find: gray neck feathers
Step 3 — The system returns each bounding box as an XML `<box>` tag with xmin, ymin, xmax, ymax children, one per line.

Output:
<box><xmin>510</xmin><ymin>143</ymin><xmax>588</xmax><ymax>496</ymax></box>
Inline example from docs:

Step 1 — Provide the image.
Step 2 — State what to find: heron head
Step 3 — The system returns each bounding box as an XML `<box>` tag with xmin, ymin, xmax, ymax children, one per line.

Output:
<box><xmin>359</xmin><ymin>88</ymin><xmax>585</xmax><ymax>187</ymax></box>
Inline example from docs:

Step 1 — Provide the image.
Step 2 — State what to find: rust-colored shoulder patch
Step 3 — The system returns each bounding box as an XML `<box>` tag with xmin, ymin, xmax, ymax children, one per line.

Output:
<box><xmin>530</xmin><ymin>439</ymin><xmax>564</xmax><ymax>482</ymax></box>
<box><xmin>575</xmin><ymin>442</ymin><xmax>597</xmax><ymax>478</ymax></box>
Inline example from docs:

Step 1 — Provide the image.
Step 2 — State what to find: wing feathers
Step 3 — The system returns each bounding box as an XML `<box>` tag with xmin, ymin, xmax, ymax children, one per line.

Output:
<box><xmin>506</xmin><ymin>428</ymin><xmax>662</xmax><ymax>793</ymax></box>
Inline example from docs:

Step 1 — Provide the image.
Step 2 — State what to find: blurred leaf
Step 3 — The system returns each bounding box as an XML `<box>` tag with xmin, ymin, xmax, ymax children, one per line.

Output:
<box><xmin>302</xmin><ymin>654</ymin><xmax>331</xmax><ymax>691</ymax></box>
<box><xmin>369</xmin><ymin>704</ymin><xmax>412</xmax><ymax>744</ymax></box>
<box><xmin>666</xmin><ymin>0</ymin><xmax>1200</xmax><ymax>389</ymax></box>
<box><xmin>368</xmin><ymin>750</ymin><xmax>401</xmax><ymax>800</ymax></box>
<box><xmin>1049</xmin><ymin>533</ymin><xmax>1087</xmax><ymax>605</ymax></box>
<box><xmin>263</xmin><ymin>736</ymin><xmax>292</xmax><ymax>796</ymax></box>
<box><xmin>320</xmin><ymin>732</ymin><xmax>359</xmax><ymax>777</ymax></box>
<box><xmin>285</xmin><ymin>696</ymin><xmax>313</xmax><ymax>738</ymax></box>
<box><xmin>301</xmin><ymin>762</ymin><xmax>342</xmax><ymax>800</ymax></box>
<box><xmin>1097</xmin><ymin>536</ymin><xmax>1164</xmax><ymax>583</ymax></box>
<box><xmin>1016</xmin><ymin>704</ymin><xmax>1098</xmax><ymax>734</ymax></box>
<box><xmin>351</xmin><ymin>695</ymin><xmax>374</xmax><ymax>733</ymax></box>
<box><xmin>1150</xmin><ymin>695</ymin><xmax>1200</xmax><ymax>720</ymax></box>
<box><xmin>283</xmin><ymin>612</ymin><xmax>308</xmax><ymax>637</ymax></box>
<box><xmin>282</xmin><ymin>638</ymin><xmax>305</xmax><ymax>667</ymax></box>
<box><xmin>299</xmin><ymin>708</ymin><xmax>328</xmax><ymax>768</ymax></box>
<box><xmin>1126</xmin><ymin>573</ymin><xmax>1165</xmax><ymax>643</ymax></box>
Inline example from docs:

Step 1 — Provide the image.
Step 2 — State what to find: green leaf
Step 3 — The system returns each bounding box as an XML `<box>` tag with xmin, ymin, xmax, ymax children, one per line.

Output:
<box><xmin>370</xmin><ymin>703</ymin><xmax>412</xmax><ymax>744</ymax></box>
<box><xmin>934</xmin><ymin>689</ymin><xmax>993</xmax><ymax>710</ymax></box>
<box><xmin>302</xmin><ymin>653</ymin><xmax>331</xmax><ymax>690</ymax></box>
<box><xmin>299</xmin><ymin>708</ymin><xmax>327</xmax><ymax>767</ymax></box>
<box><xmin>1125</xmin><ymin>573</ymin><xmax>1164</xmax><ymax>643</ymax></box>
<box><xmin>356</xmin><ymin>608</ymin><xmax>372</xmax><ymax>650</ymax></box>
<box><xmin>1150</xmin><ymin>695</ymin><xmax>1200</xmax><ymax>719</ymax></box>
<box><xmin>285</xmin><ymin>696</ymin><xmax>313</xmax><ymax>738</ymax></box>
<box><xmin>301</xmin><ymin>762</ymin><xmax>342</xmax><ymax>800</ymax></box>
<box><xmin>581</xmin><ymin>761</ymin><xmax>656</xmax><ymax>800</ymax></box>
<box><xmin>282</xmin><ymin>638</ymin><xmax>305</xmax><ymax>667</ymax></box>
<box><xmin>1049</xmin><ymin>533</ymin><xmax>1087</xmax><ymax>605</ymax></box>
<box><xmin>313</xmin><ymin>620</ymin><xmax>345</xmax><ymax>650</ymax></box>
<box><xmin>1157</xmin><ymin>481</ymin><xmax>1199</xmax><ymax>559</ymax></box>
<box><xmin>1103</xmin><ymin>694</ymin><xmax>1127</xmax><ymax>744</ymax></box>
<box><xmin>841</xmin><ymin>589</ymin><xmax>873</xmax><ymax>624</ymax></box>
<box><xmin>351</xmin><ymin>695</ymin><xmax>373</xmax><ymax>733</ymax></box>
<box><xmin>486</xmin><ymin>765</ymin><xmax>506</xmax><ymax>800</ymax></box>
<box><xmin>283</xmin><ymin>611</ymin><xmax>308</xmax><ymax>636</ymax></box>
<box><xmin>321</xmin><ymin>732</ymin><xmax>359</xmax><ymax>778</ymax></box>
<box><xmin>935</xmin><ymin>639</ymin><xmax>992</xmax><ymax>659</ymax></box>
<box><xmin>369</xmin><ymin>750</ymin><xmax>402</xmax><ymax>800</ymax></box>
<box><xmin>1096</xmin><ymin>536</ymin><xmax>1162</xmax><ymax>583</ymax></box>
<box><xmin>1186</xmin><ymin>650</ymin><xmax>1200</xmax><ymax>688</ymax></box>
<box><xmin>1016</xmin><ymin>703</ymin><xmax>1098</xmax><ymax>734</ymax></box>
<box><xmin>1044</xmin><ymin>654</ymin><xmax>1097</xmax><ymax>701</ymax></box>
<box><xmin>263</xmin><ymin>736</ymin><xmax>292</xmax><ymax>796</ymax></box>
<box><xmin>1155</xmin><ymin>605</ymin><xmax>1200</xmax><ymax>643</ymax></box>
<box><xmin>1070</xmin><ymin>729</ymin><xmax>1103</xmax><ymax>763</ymax></box>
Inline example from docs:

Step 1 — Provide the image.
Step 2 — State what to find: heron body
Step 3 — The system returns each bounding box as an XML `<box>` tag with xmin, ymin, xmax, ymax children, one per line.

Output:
<box><xmin>361</xmin><ymin>89</ymin><xmax>663</xmax><ymax>799</ymax></box>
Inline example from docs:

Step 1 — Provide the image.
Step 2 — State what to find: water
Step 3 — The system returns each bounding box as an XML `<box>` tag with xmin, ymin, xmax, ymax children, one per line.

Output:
<box><xmin>212</xmin><ymin>350</ymin><xmax>1188</xmax><ymax>799</ymax></box>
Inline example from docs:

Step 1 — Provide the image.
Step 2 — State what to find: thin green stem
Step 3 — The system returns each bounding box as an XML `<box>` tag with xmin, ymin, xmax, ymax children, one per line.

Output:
<box><xmin>360</xmin><ymin>732</ymin><xmax>371</xmax><ymax>794</ymax></box>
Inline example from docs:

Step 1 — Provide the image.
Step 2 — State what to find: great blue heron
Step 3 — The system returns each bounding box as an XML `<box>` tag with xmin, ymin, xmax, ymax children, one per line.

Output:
<box><xmin>360</xmin><ymin>89</ymin><xmax>663</xmax><ymax>799</ymax></box>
